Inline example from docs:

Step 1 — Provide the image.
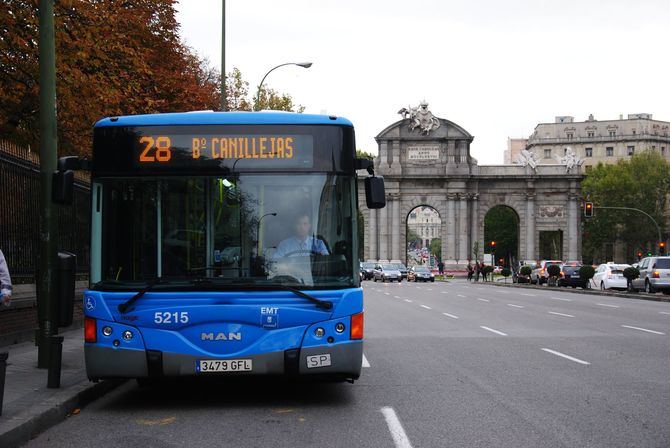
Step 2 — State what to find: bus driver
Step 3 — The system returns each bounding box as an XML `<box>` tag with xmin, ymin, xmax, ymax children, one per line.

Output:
<box><xmin>274</xmin><ymin>213</ymin><xmax>329</xmax><ymax>257</ymax></box>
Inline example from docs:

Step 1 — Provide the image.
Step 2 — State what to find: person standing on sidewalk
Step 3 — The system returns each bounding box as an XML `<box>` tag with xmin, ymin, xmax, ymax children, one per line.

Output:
<box><xmin>0</xmin><ymin>249</ymin><xmax>12</xmax><ymax>306</ymax></box>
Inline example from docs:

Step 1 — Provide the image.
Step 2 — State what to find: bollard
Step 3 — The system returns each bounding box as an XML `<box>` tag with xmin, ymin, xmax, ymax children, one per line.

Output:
<box><xmin>47</xmin><ymin>336</ymin><xmax>64</xmax><ymax>389</ymax></box>
<box><xmin>0</xmin><ymin>352</ymin><xmax>8</xmax><ymax>416</ymax></box>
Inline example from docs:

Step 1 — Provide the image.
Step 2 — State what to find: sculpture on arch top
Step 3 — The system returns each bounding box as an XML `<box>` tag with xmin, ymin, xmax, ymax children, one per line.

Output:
<box><xmin>397</xmin><ymin>101</ymin><xmax>441</xmax><ymax>135</ymax></box>
<box><xmin>554</xmin><ymin>147</ymin><xmax>584</xmax><ymax>173</ymax></box>
<box><xmin>515</xmin><ymin>148</ymin><xmax>540</xmax><ymax>171</ymax></box>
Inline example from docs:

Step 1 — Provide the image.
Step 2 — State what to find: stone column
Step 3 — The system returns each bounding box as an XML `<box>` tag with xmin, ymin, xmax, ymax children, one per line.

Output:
<box><xmin>378</xmin><ymin>141</ymin><xmax>389</xmax><ymax>174</ymax></box>
<box><xmin>379</xmin><ymin>196</ymin><xmax>389</xmax><ymax>260</ymax></box>
<box><xmin>368</xmin><ymin>208</ymin><xmax>377</xmax><ymax>261</ymax></box>
<box><xmin>458</xmin><ymin>194</ymin><xmax>469</xmax><ymax>262</ymax></box>
<box><xmin>567</xmin><ymin>193</ymin><xmax>578</xmax><ymax>261</ymax></box>
<box><xmin>446</xmin><ymin>194</ymin><xmax>457</xmax><ymax>262</ymax></box>
<box><xmin>391</xmin><ymin>194</ymin><xmax>401</xmax><ymax>260</ymax></box>
<box><xmin>390</xmin><ymin>141</ymin><xmax>402</xmax><ymax>175</ymax></box>
<box><xmin>469</xmin><ymin>194</ymin><xmax>479</xmax><ymax>261</ymax></box>
<box><xmin>525</xmin><ymin>193</ymin><xmax>536</xmax><ymax>261</ymax></box>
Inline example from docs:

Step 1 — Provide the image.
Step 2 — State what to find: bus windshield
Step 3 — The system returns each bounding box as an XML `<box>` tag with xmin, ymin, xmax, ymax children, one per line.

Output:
<box><xmin>93</xmin><ymin>173</ymin><xmax>357</xmax><ymax>289</ymax></box>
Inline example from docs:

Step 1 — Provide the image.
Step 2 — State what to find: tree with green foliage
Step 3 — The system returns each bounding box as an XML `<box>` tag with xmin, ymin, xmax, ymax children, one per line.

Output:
<box><xmin>356</xmin><ymin>149</ymin><xmax>375</xmax><ymax>159</ymax></box>
<box><xmin>429</xmin><ymin>238</ymin><xmax>442</xmax><ymax>261</ymax></box>
<box><xmin>484</xmin><ymin>206</ymin><xmax>519</xmax><ymax>265</ymax></box>
<box><xmin>582</xmin><ymin>151</ymin><xmax>670</xmax><ymax>262</ymax></box>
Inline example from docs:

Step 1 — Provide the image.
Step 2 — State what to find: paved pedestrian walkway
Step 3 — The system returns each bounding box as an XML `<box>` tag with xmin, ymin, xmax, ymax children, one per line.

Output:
<box><xmin>0</xmin><ymin>329</ymin><xmax>120</xmax><ymax>448</ymax></box>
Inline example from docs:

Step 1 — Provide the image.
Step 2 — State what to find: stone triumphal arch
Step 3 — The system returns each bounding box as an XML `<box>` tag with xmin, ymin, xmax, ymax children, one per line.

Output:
<box><xmin>358</xmin><ymin>103</ymin><xmax>583</xmax><ymax>267</ymax></box>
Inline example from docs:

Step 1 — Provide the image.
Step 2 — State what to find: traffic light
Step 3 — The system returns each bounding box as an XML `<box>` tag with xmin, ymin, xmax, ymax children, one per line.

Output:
<box><xmin>637</xmin><ymin>251</ymin><xmax>643</xmax><ymax>260</ymax></box>
<box><xmin>660</xmin><ymin>242</ymin><xmax>666</xmax><ymax>255</ymax></box>
<box><xmin>490</xmin><ymin>241</ymin><xmax>496</xmax><ymax>247</ymax></box>
<box><xmin>584</xmin><ymin>202</ymin><xmax>594</xmax><ymax>217</ymax></box>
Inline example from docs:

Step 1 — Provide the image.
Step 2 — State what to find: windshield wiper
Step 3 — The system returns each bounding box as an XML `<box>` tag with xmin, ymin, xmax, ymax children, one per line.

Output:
<box><xmin>269</xmin><ymin>283</ymin><xmax>333</xmax><ymax>310</ymax></box>
<box><xmin>117</xmin><ymin>278</ymin><xmax>170</xmax><ymax>313</ymax></box>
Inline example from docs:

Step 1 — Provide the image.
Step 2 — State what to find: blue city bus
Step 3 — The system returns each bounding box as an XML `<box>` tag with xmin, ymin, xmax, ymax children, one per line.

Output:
<box><xmin>79</xmin><ymin>111</ymin><xmax>385</xmax><ymax>383</ymax></box>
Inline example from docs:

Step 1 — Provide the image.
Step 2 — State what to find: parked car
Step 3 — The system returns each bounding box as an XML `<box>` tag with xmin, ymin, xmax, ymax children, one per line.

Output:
<box><xmin>592</xmin><ymin>263</ymin><xmax>630</xmax><ymax>290</ymax></box>
<box><xmin>373</xmin><ymin>263</ymin><xmax>402</xmax><ymax>282</ymax></box>
<box><xmin>557</xmin><ymin>264</ymin><xmax>587</xmax><ymax>288</ymax></box>
<box><xmin>515</xmin><ymin>265</ymin><xmax>534</xmax><ymax>284</ymax></box>
<box><xmin>631</xmin><ymin>256</ymin><xmax>670</xmax><ymax>294</ymax></box>
<box><xmin>408</xmin><ymin>266</ymin><xmax>435</xmax><ymax>282</ymax></box>
<box><xmin>360</xmin><ymin>262</ymin><xmax>376</xmax><ymax>280</ymax></box>
<box><xmin>530</xmin><ymin>260</ymin><xmax>563</xmax><ymax>285</ymax></box>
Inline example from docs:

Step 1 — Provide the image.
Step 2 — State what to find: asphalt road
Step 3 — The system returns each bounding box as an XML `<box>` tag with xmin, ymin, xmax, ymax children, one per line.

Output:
<box><xmin>25</xmin><ymin>280</ymin><xmax>670</xmax><ymax>448</ymax></box>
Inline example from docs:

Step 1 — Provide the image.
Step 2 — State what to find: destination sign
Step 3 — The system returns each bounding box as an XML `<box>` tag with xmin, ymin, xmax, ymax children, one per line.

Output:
<box><xmin>134</xmin><ymin>133</ymin><xmax>314</xmax><ymax>169</ymax></box>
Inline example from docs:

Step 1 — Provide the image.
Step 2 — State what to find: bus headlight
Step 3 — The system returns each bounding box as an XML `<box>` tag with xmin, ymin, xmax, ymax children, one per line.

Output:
<box><xmin>102</xmin><ymin>326</ymin><xmax>113</xmax><ymax>337</ymax></box>
<box><xmin>335</xmin><ymin>322</ymin><xmax>345</xmax><ymax>333</ymax></box>
<box><xmin>314</xmin><ymin>327</ymin><xmax>325</xmax><ymax>338</ymax></box>
<box><xmin>122</xmin><ymin>330</ymin><xmax>133</xmax><ymax>341</ymax></box>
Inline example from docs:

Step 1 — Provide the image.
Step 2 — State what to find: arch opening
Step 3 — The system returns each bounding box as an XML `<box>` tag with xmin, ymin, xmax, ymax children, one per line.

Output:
<box><xmin>406</xmin><ymin>205</ymin><xmax>442</xmax><ymax>268</ymax></box>
<box><xmin>483</xmin><ymin>205</ymin><xmax>520</xmax><ymax>268</ymax></box>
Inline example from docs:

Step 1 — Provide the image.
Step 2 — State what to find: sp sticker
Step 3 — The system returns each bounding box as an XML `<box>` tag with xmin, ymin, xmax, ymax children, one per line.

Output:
<box><xmin>85</xmin><ymin>296</ymin><xmax>96</xmax><ymax>311</ymax></box>
<box><xmin>261</xmin><ymin>306</ymin><xmax>278</xmax><ymax>329</ymax></box>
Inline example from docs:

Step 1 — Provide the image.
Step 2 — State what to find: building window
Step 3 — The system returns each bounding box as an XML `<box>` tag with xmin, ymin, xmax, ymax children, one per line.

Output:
<box><xmin>609</xmin><ymin>130</ymin><xmax>616</xmax><ymax>137</ymax></box>
<box><xmin>627</xmin><ymin>146</ymin><xmax>635</xmax><ymax>156</ymax></box>
<box><xmin>652</xmin><ymin>145</ymin><xmax>656</xmax><ymax>150</ymax></box>
<box><xmin>587</xmin><ymin>131</ymin><xmax>594</xmax><ymax>138</ymax></box>
<box><xmin>566</xmin><ymin>132</ymin><xmax>573</xmax><ymax>140</ymax></box>
<box><xmin>585</xmin><ymin>147</ymin><xmax>593</xmax><ymax>157</ymax></box>
<box><xmin>632</xmin><ymin>129</ymin><xmax>636</xmax><ymax>135</ymax></box>
<box><xmin>544</xmin><ymin>149</ymin><xmax>551</xmax><ymax>158</ymax></box>
<box><xmin>606</xmin><ymin>147</ymin><xmax>614</xmax><ymax>156</ymax></box>
<box><xmin>585</xmin><ymin>165</ymin><xmax>592</xmax><ymax>172</ymax></box>
<box><xmin>662</xmin><ymin>147</ymin><xmax>666</xmax><ymax>156</ymax></box>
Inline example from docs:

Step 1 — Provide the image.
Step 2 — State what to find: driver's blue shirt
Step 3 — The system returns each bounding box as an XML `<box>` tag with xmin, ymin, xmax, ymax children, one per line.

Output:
<box><xmin>275</xmin><ymin>236</ymin><xmax>329</xmax><ymax>257</ymax></box>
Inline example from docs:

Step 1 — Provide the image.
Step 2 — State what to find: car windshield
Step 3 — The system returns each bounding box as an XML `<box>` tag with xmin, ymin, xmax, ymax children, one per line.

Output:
<box><xmin>381</xmin><ymin>264</ymin><xmax>396</xmax><ymax>270</ymax></box>
<box><xmin>414</xmin><ymin>267</ymin><xmax>430</xmax><ymax>273</ymax></box>
<box><xmin>92</xmin><ymin>174</ymin><xmax>357</xmax><ymax>289</ymax></box>
<box><xmin>362</xmin><ymin>262</ymin><xmax>375</xmax><ymax>269</ymax></box>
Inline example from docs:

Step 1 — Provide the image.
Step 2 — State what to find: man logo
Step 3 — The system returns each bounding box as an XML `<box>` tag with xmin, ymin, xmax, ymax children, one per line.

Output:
<box><xmin>201</xmin><ymin>332</ymin><xmax>242</xmax><ymax>341</ymax></box>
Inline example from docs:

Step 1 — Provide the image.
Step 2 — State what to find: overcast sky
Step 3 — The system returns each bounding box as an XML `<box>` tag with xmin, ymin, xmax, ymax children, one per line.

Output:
<box><xmin>175</xmin><ymin>0</ymin><xmax>670</xmax><ymax>164</ymax></box>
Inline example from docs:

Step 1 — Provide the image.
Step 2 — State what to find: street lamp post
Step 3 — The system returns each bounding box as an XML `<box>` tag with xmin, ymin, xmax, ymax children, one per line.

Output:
<box><xmin>255</xmin><ymin>62</ymin><xmax>312</xmax><ymax>111</ymax></box>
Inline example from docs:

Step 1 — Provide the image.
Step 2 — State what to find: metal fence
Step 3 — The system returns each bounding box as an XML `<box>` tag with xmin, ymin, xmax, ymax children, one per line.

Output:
<box><xmin>0</xmin><ymin>141</ymin><xmax>90</xmax><ymax>282</ymax></box>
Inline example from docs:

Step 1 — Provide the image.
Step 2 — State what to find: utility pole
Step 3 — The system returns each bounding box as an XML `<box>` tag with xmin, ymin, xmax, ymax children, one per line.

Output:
<box><xmin>221</xmin><ymin>0</ymin><xmax>226</xmax><ymax>111</ymax></box>
<box><xmin>37</xmin><ymin>0</ymin><xmax>58</xmax><ymax>368</ymax></box>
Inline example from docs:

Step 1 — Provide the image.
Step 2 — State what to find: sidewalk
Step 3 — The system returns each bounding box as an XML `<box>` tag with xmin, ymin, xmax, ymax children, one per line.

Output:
<box><xmin>0</xmin><ymin>328</ymin><xmax>122</xmax><ymax>448</ymax></box>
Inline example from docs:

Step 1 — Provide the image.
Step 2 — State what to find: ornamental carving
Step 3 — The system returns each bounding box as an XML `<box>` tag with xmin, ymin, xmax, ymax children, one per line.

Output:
<box><xmin>538</xmin><ymin>205</ymin><xmax>564</xmax><ymax>218</ymax></box>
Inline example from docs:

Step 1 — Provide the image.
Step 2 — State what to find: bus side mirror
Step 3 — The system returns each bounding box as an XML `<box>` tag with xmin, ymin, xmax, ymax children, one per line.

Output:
<box><xmin>365</xmin><ymin>176</ymin><xmax>385</xmax><ymax>209</ymax></box>
<box><xmin>52</xmin><ymin>170</ymin><xmax>74</xmax><ymax>205</ymax></box>
<box><xmin>52</xmin><ymin>156</ymin><xmax>90</xmax><ymax>205</ymax></box>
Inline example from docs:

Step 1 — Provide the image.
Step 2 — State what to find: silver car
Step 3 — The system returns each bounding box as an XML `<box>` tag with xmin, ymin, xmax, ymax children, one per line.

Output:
<box><xmin>631</xmin><ymin>256</ymin><xmax>670</xmax><ymax>294</ymax></box>
<box><xmin>373</xmin><ymin>263</ymin><xmax>402</xmax><ymax>282</ymax></box>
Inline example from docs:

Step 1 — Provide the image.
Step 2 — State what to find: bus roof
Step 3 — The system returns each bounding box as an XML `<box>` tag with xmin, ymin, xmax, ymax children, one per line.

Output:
<box><xmin>94</xmin><ymin>111</ymin><xmax>353</xmax><ymax>128</ymax></box>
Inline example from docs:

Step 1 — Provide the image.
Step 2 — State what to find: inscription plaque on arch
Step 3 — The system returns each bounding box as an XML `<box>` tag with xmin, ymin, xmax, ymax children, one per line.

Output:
<box><xmin>407</xmin><ymin>145</ymin><xmax>440</xmax><ymax>160</ymax></box>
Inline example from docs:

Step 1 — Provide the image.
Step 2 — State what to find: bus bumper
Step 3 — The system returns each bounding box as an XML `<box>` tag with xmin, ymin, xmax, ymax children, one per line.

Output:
<box><xmin>85</xmin><ymin>341</ymin><xmax>363</xmax><ymax>381</ymax></box>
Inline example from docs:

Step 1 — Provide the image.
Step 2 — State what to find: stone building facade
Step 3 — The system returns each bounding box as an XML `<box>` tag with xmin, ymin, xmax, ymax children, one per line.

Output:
<box><xmin>503</xmin><ymin>137</ymin><xmax>528</xmax><ymax>164</ymax></box>
<box><xmin>407</xmin><ymin>206</ymin><xmax>441</xmax><ymax>247</ymax></box>
<box><xmin>358</xmin><ymin>105</ymin><xmax>584</xmax><ymax>267</ymax></box>
<box><xmin>525</xmin><ymin>114</ymin><xmax>670</xmax><ymax>169</ymax></box>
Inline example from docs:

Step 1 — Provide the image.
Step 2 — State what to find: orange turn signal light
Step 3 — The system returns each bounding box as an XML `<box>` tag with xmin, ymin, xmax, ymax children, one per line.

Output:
<box><xmin>652</xmin><ymin>271</ymin><xmax>661</xmax><ymax>279</ymax></box>
<box><xmin>84</xmin><ymin>317</ymin><xmax>97</xmax><ymax>343</ymax></box>
<box><xmin>350</xmin><ymin>312</ymin><xmax>364</xmax><ymax>340</ymax></box>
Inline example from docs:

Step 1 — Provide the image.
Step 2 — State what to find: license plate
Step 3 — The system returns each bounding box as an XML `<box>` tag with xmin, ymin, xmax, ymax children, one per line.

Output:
<box><xmin>306</xmin><ymin>354</ymin><xmax>331</xmax><ymax>369</ymax></box>
<box><xmin>197</xmin><ymin>359</ymin><xmax>252</xmax><ymax>373</ymax></box>
<box><xmin>572</xmin><ymin>274</ymin><xmax>579</xmax><ymax>278</ymax></box>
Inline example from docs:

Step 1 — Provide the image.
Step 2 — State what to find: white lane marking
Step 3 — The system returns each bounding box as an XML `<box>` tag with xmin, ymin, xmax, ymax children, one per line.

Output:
<box><xmin>477</xmin><ymin>298</ymin><xmax>490</xmax><ymax>302</ymax></box>
<box><xmin>541</xmin><ymin>348</ymin><xmax>590</xmax><ymax>365</ymax></box>
<box><xmin>480</xmin><ymin>326</ymin><xmax>507</xmax><ymax>336</ymax></box>
<box><xmin>596</xmin><ymin>303</ymin><xmax>620</xmax><ymax>308</ymax></box>
<box><xmin>521</xmin><ymin>293</ymin><xmax>536</xmax><ymax>297</ymax></box>
<box><xmin>548</xmin><ymin>311</ymin><xmax>574</xmax><ymax>318</ymax></box>
<box><xmin>442</xmin><ymin>312</ymin><xmax>459</xmax><ymax>319</ymax></box>
<box><xmin>549</xmin><ymin>297</ymin><xmax>572</xmax><ymax>302</ymax></box>
<box><xmin>384</xmin><ymin>292</ymin><xmax>391</xmax><ymax>296</ymax></box>
<box><xmin>362</xmin><ymin>354</ymin><xmax>371</xmax><ymax>368</ymax></box>
<box><xmin>381</xmin><ymin>407</ymin><xmax>413</xmax><ymax>448</ymax></box>
<box><xmin>426</xmin><ymin>288</ymin><xmax>433</xmax><ymax>291</ymax></box>
<box><xmin>404</xmin><ymin>299</ymin><xmax>413</xmax><ymax>303</ymax></box>
<box><xmin>497</xmin><ymin>290</ymin><xmax>510</xmax><ymax>294</ymax></box>
<box><xmin>441</xmin><ymin>291</ymin><xmax>449</xmax><ymax>294</ymax></box>
<box><xmin>457</xmin><ymin>294</ymin><xmax>466</xmax><ymax>298</ymax></box>
<box><xmin>394</xmin><ymin>296</ymin><xmax>402</xmax><ymax>299</ymax></box>
<box><xmin>621</xmin><ymin>325</ymin><xmax>665</xmax><ymax>335</ymax></box>
<box><xmin>420</xmin><ymin>304</ymin><xmax>432</xmax><ymax>309</ymax></box>
<box><xmin>659</xmin><ymin>311</ymin><xmax>670</xmax><ymax>315</ymax></box>
<box><xmin>507</xmin><ymin>304</ymin><xmax>524</xmax><ymax>308</ymax></box>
